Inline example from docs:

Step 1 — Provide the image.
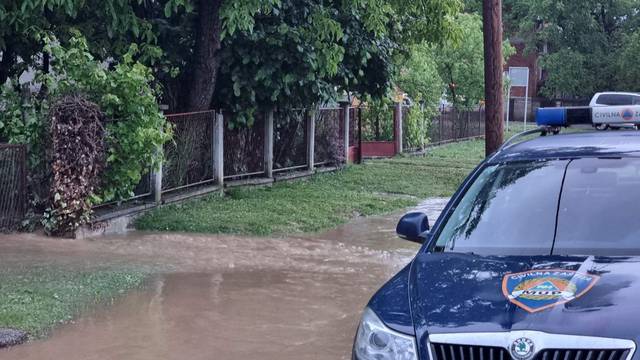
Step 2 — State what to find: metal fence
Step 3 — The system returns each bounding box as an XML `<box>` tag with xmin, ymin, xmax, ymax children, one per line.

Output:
<box><xmin>87</xmin><ymin>106</ymin><xmax>352</xmax><ymax>210</ymax></box>
<box><xmin>273</xmin><ymin>109</ymin><xmax>308</xmax><ymax>172</ymax></box>
<box><xmin>315</xmin><ymin>108</ymin><xmax>344</xmax><ymax>165</ymax></box>
<box><xmin>430</xmin><ymin>109</ymin><xmax>485</xmax><ymax>145</ymax></box>
<box><xmin>163</xmin><ymin>111</ymin><xmax>216</xmax><ymax>193</ymax></box>
<box><xmin>0</xmin><ymin>144</ymin><xmax>26</xmax><ymax>231</ymax></box>
<box><xmin>224</xmin><ymin>113</ymin><xmax>265</xmax><ymax>179</ymax></box>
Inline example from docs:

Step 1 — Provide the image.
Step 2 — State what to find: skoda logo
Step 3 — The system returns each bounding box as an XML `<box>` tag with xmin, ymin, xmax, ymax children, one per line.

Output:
<box><xmin>510</xmin><ymin>338</ymin><xmax>535</xmax><ymax>360</ymax></box>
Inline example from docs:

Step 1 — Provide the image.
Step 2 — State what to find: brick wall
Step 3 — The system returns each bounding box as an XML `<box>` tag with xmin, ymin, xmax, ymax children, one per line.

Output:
<box><xmin>504</xmin><ymin>41</ymin><xmax>540</xmax><ymax>98</ymax></box>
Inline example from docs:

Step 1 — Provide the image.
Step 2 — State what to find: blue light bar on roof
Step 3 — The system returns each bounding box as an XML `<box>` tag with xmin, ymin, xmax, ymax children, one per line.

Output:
<box><xmin>536</xmin><ymin>108</ymin><xmax>567</xmax><ymax>126</ymax></box>
<box><xmin>536</xmin><ymin>105</ymin><xmax>640</xmax><ymax>127</ymax></box>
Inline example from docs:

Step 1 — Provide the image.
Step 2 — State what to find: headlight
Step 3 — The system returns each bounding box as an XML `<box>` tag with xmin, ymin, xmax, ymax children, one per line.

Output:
<box><xmin>353</xmin><ymin>307</ymin><xmax>418</xmax><ymax>360</ymax></box>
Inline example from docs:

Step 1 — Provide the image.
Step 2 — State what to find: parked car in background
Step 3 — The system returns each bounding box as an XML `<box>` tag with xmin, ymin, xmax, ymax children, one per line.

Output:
<box><xmin>589</xmin><ymin>92</ymin><xmax>640</xmax><ymax>107</ymax></box>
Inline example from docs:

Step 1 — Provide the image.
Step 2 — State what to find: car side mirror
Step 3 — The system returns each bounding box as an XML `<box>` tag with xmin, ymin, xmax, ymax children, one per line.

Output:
<box><xmin>396</xmin><ymin>212</ymin><xmax>430</xmax><ymax>244</ymax></box>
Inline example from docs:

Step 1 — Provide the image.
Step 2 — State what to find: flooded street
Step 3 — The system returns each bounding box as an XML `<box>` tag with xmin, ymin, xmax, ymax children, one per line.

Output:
<box><xmin>0</xmin><ymin>199</ymin><xmax>448</xmax><ymax>360</ymax></box>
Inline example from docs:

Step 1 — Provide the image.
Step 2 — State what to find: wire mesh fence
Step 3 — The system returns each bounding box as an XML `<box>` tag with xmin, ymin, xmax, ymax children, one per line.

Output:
<box><xmin>315</xmin><ymin>108</ymin><xmax>344</xmax><ymax>165</ymax></box>
<box><xmin>0</xmin><ymin>144</ymin><xmax>26</xmax><ymax>230</ymax></box>
<box><xmin>430</xmin><ymin>109</ymin><xmax>485</xmax><ymax>145</ymax></box>
<box><xmin>274</xmin><ymin>109</ymin><xmax>308</xmax><ymax>172</ymax></box>
<box><xmin>224</xmin><ymin>112</ymin><xmax>265</xmax><ymax>179</ymax></box>
<box><xmin>132</xmin><ymin>171</ymin><xmax>153</xmax><ymax>198</ymax></box>
<box><xmin>163</xmin><ymin>110</ymin><xmax>216</xmax><ymax>193</ymax></box>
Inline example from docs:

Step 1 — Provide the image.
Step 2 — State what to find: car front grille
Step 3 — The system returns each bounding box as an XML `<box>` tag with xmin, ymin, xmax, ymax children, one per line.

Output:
<box><xmin>536</xmin><ymin>349</ymin><xmax>631</xmax><ymax>360</ymax></box>
<box><xmin>430</xmin><ymin>343</ymin><xmax>510</xmax><ymax>360</ymax></box>
<box><xmin>430</xmin><ymin>343</ymin><xmax>632</xmax><ymax>360</ymax></box>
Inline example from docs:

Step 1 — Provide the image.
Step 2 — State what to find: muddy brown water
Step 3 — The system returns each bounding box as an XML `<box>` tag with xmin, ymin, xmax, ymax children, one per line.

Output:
<box><xmin>0</xmin><ymin>199</ymin><xmax>448</xmax><ymax>360</ymax></box>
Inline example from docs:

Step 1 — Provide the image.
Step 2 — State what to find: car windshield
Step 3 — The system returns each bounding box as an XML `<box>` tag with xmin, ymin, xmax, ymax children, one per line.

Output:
<box><xmin>554</xmin><ymin>158</ymin><xmax>640</xmax><ymax>255</ymax></box>
<box><xmin>596</xmin><ymin>94</ymin><xmax>640</xmax><ymax>106</ymax></box>
<box><xmin>433</xmin><ymin>158</ymin><xmax>640</xmax><ymax>256</ymax></box>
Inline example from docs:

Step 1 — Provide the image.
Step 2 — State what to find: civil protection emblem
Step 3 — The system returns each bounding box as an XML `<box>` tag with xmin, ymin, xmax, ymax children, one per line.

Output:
<box><xmin>502</xmin><ymin>270</ymin><xmax>599</xmax><ymax>313</ymax></box>
<box><xmin>621</xmin><ymin>108</ymin><xmax>635</xmax><ymax>121</ymax></box>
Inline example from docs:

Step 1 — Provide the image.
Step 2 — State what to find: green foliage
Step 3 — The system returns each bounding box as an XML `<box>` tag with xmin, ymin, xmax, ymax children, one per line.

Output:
<box><xmin>0</xmin><ymin>84</ymin><xmax>52</xmax><ymax>209</ymax></box>
<box><xmin>216</xmin><ymin>0</ymin><xmax>442</xmax><ymax>124</ymax></box>
<box><xmin>0</xmin><ymin>0</ymin><xmax>159</xmax><ymax>86</ymax></box>
<box><xmin>2</xmin><ymin>0</ymin><xmax>463</xmax><ymax>119</ymax></box>
<box><xmin>360</xmin><ymin>97</ymin><xmax>395</xmax><ymax>141</ymax></box>
<box><xmin>507</xmin><ymin>0</ymin><xmax>640</xmax><ymax>98</ymax></box>
<box><xmin>0</xmin><ymin>84</ymin><xmax>48</xmax><ymax>170</ymax></box>
<box><xmin>42</xmin><ymin>36</ymin><xmax>171</xmax><ymax>203</ymax></box>
<box><xmin>0</xmin><ymin>35</ymin><xmax>171</xmax><ymax>206</ymax></box>
<box><xmin>403</xmin><ymin>106</ymin><xmax>431</xmax><ymax>150</ymax></box>
<box><xmin>377</xmin><ymin>0</ymin><xmax>463</xmax><ymax>46</ymax></box>
<box><xmin>435</xmin><ymin>13</ymin><xmax>484</xmax><ymax>110</ymax></box>
<box><xmin>431</xmin><ymin>13</ymin><xmax>514</xmax><ymax>110</ymax></box>
<box><xmin>182</xmin><ymin>0</ymin><xmax>461</xmax><ymax>121</ymax></box>
<box><xmin>537</xmin><ymin>49</ymin><xmax>595</xmax><ymax>98</ymax></box>
<box><xmin>219</xmin><ymin>0</ymin><xmax>281</xmax><ymax>37</ymax></box>
<box><xmin>613</xmin><ymin>29</ymin><xmax>640</xmax><ymax>93</ymax></box>
<box><xmin>216</xmin><ymin>1</ymin><xmax>347</xmax><ymax>124</ymax></box>
<box><xmin>396</xmin><ymin>44</ymin><xmax>444</xmax><ymax>110</ymax></box>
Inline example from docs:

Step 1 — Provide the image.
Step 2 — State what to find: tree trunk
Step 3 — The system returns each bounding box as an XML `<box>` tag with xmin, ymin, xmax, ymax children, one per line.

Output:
<box><xmin>482</xmin><ymin>0</ymin><xmax>504</xmax><ymax>156</ymax></box>
<box><xmin>184</xmin><ymin>0</ymin><xmax>224</xmax><ymax>111</ymax></box>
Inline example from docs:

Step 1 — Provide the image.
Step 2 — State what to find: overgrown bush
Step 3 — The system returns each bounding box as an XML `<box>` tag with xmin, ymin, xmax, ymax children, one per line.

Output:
<box><xmin>0</xmin><ymin>33</ymin><xmax>171</xmax><ymax>212</ymax></box>
<box><xmin>403</xmin><ymin>106</ymin><xmax>426</xmax><ymax>151</ymax></box>
<box><xmin>43</xmin><ymin>35</ymin><xmax>172</xmax><ymax>203</ymax></box>
<box><xmin>43</xmin><ymin>96</ymin><xmax>105</xmax><ymax>236</ymax></box>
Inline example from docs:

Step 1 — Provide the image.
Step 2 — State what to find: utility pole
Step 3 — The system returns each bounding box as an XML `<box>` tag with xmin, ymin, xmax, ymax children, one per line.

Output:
<box><xmin>483</xmin><ymin>0</ymin><xmax>504</xmax><ymax>156</ymax></box>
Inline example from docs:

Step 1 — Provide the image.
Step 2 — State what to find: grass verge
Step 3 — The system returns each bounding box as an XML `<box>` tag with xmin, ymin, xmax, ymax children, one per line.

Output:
<box><xmin>135</xmin><ymin>136</ymin><xmax>492</xmax><ymax>236</ymax></box>
<box><xmin>0</xmin><ymin>266</ymin><xmax>146</xmax><ymax>338</ymax></box>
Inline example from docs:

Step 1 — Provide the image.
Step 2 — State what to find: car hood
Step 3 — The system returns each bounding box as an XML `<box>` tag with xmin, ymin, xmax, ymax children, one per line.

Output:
<box><xmin>409</xmin><ymin>253</ymin><xmax>640</xmax><ymax>341</ymax></box>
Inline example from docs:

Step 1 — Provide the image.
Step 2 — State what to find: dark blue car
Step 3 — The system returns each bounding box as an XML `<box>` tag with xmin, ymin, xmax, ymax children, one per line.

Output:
<box><xmin>353</xmin><ymin>130</ymin><xmax>640</xmax><ymax>360</ymax></box>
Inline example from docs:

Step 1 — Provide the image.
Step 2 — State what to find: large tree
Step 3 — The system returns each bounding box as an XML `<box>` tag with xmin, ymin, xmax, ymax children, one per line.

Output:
<box><xmin>505</xmin><ymin>0</ymin><xmax>640</xmax><ymax>98</ymax></box>
<box><xmin>163</xmin><ymin>0</ymin><xmax>462</xmax><ymax>111</ymax></box>
<box><xmin>2</xmin><ymin>0</ymin><xmax>462</xmax><ymax>114</ymax></box>
<box><xmin>0</xmin><ymin>0</ymin><xmax>154</xmax><ymax>87</ymax></box>
<box><xmin>436</xmin><ymin>13</ymin><xmax>486</xmax><ymax>110</ymax></box>
<box><xmin>213</xmin><ymin>0</ymin><xmax>401</xmax><ymax>124</ymax></box>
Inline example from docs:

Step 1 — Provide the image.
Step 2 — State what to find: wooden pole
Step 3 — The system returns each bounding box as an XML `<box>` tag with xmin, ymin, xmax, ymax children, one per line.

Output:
<box><xmin>483</xmin><ymin>0</ymin><xmax>504</xmax><ymax>156</ymax></box>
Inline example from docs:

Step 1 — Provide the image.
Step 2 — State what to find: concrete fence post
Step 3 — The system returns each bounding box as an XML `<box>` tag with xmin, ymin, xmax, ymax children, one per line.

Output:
<box><xmin>394</xmin><ymin>102</ymin><xmax>403</xmax><ymax>154</ymax></box>
<box><xmin>152</xmin><ymin>105</ymin><xmax>169</xmax><ymax>204</ymax></box>
<box><xmin>152</xmin><ymin>158</ymin><xmax>163</xmax><ymax>204</ymax></box>
<box><xmin>264</xmin><ymin>110</ymin><xmax>274</xmax><ymax>178</ymax></box>
<box><xmin>340</xmin><ymin>101</ymin><xmax>350</xmax><ymax>164</ymax></box>
<box><xmin>306</xmin><ymin>109</ymin><xmax>316</xmax><ymax>171</ymax></box>
<box><xmin>213</xmin><ymin>111</ymin><xmax>225</xmax><ymax>190</ymax></box>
